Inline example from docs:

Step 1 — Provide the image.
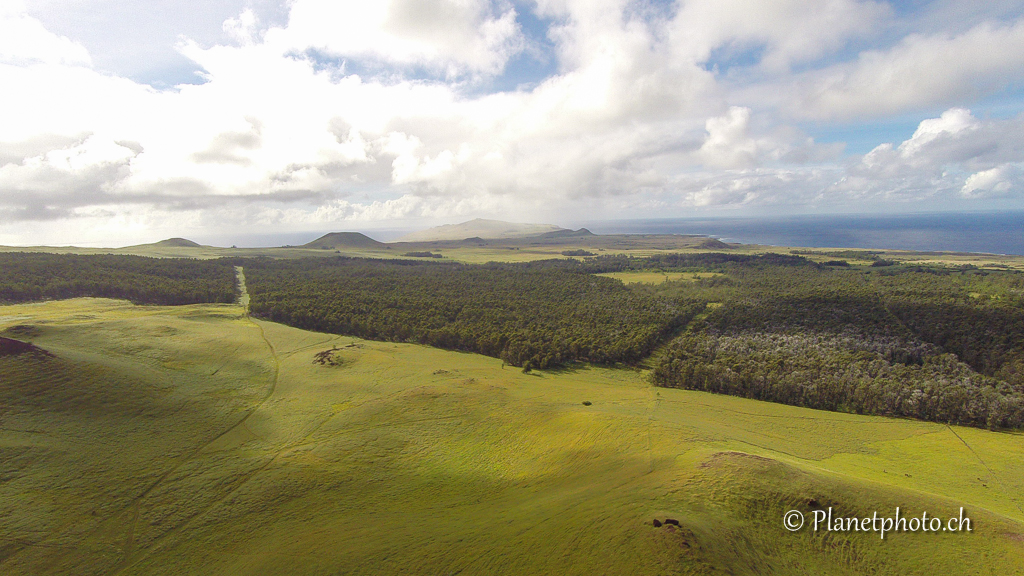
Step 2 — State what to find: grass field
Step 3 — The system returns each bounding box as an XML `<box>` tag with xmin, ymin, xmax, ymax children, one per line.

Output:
<box><xmin>1</xmin><ymin>298</ymin><xmax>1023</xmax><ymax>575</ymax></box>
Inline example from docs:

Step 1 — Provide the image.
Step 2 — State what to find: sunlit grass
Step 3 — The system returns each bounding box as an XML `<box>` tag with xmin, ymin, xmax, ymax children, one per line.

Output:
<box><xmin>1</xmin><ymin>299</ymin><xmax>1022</xmax><ymax>575</ymax></box>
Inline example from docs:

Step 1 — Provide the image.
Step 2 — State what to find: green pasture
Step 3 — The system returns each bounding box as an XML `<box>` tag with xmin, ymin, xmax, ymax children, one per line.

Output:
<box><xmin>1</xmin><ymin>299</ymin><xmax>1022</xmax><ymax>575</ymax></box>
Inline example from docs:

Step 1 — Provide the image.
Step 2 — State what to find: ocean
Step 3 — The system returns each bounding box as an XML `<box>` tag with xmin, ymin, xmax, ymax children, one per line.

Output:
<box><xmin>192</xmin><ymin>211</ymin><xmax>1024</xmax><ymax>255</ymax></box>
<box><xmin>580</xmin><ymin>211</ymin><xmax>1024</xmax><ymax>256</ymax></box>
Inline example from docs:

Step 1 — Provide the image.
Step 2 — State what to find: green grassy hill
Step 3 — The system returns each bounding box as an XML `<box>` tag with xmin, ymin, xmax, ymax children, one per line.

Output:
<box><xmin>0</xmin><ymin>298</ymin><xmax>1022</xmax><ymax>575</ymax></box>
<box><xmin>303</xmin><ymin>232</ymin><xmax>387</xmax><ymax>250</ymax></box>
<box><xmin>149</xmin><ymin>238</ymin><xmax>203</xmax><ymax>248</ymax></box>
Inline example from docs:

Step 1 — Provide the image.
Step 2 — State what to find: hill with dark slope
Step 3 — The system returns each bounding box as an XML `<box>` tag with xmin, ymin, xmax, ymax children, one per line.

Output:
<box><xmin>0</xmin><ymin>336</ymin><xmax>51</xmax><ymax>357</ymax></box>
<box><xmin>303</xmin><ymin>232</ymin><xmax>386</xmax><ymax>250</ymax></box>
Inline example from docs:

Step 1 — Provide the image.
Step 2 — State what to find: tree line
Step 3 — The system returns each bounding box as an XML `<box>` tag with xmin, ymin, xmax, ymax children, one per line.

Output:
<box><xmin>0</xmin><ymin>253</ymin><xmax>237</xmax><ymax>305</ymax></box>
<box><xmin>3</xmin><ymin>249</ymin><xmax>1022</xmax><ymax>429</ymax></box>
<box><xmin>649</xmin><ymin>261</ymin><xmax>1024</xmax><ymax>429</ymax></box>
<box><xmin>242</xmin><ymin>256</ymin><xmax>701</xmax><ymax>369</ymax></box>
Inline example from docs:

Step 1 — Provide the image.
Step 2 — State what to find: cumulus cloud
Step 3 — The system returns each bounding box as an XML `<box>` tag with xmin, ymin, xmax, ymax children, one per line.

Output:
<box><xmin>269</xmin><ymin>0</ymin><xmax>524</xmax><ymax>77</ymax></box>
<box><xmin>0</xmin><ymin>136</ymin><xmax>139</xmax><ymax>221</ymax></box>
<box><xmin>787</xmin><ymin>20</ymin><xmax>1024</xmax><ymax>119</ymax></box>
<box><xmin>223</xmin><ymin>8</ymin><xmax>261</xmax><ymax>46</ymax></box>
<box><xmin>897</xmin><ymin>108</ymin><xmax>978</xmax><ymax>158</ymax></box>
<box><xmin>646</xmin><ymin>107</ymin><xmax>1024</xmax><ymax>213</ymax></box>
<box><xmin>190</xmin><ymin>117</ymin><xmax>263</xmax><ymax>166</ymax></box>
<box><xmin>0</xmin><ymin>1</ymin><xmax>91</xmax><ymax>67</ymax></box>
<box><xmin>697</xmin><ymin>107</ymin><xmax>762</xmax><ymax>169</ymax></box>
<box><xmin>962</xmin><ymin>165</ymin><xmax>1022</xmax><ymax>199</ymax></box>
<box><xmin>857</xmin><ymin>109</ymin><xmax>1024</xmax><ymax>174</ymax></box>
<box><xmin>696</xmin><ymin>106</ymin><xmax>843</xmax><ymax>169</ymax></box>
<box><xmin>669</xmin><ymin>0</ymin><xmax>890</xmax><ymax>72</ymax></box>
<box><xmin>835</xmin><ymin>108</ymin><xmax>1024</xmax><ymax>202</ymax></box>
<box><xmin>3</xmin><ymin>1</ymin><xmax>1024</xmax><ymax>245</ymax></box>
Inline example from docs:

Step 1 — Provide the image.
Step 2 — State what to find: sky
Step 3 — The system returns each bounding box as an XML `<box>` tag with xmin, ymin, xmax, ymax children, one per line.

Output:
<box><xmin>2</xmin><ymin>0</ymin><xmax>1024</xmax><ymax>246</ymax></box>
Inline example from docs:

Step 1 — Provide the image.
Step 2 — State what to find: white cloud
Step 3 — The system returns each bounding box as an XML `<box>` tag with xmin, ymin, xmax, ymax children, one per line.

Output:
<box><xmin>788</xmin><ymin>20</ymin><xmax>1024</xmax><ymax>119</ymax></box>
<box><xmin>696</xmin><ymin>106</ymin><xmax>842</xmax><ymax>169</ymax></box>
<box><xmin>3</xmin><ymin>2</ymin><xmax>1024</xmax><ymax>245</ymax></box>
<box><xmin>843</xmin><ymin>108</ymin><xmax>1024</xmax><ymax>202</ymax></box>
<box><xmin>268</xmin><ymin>0</ymin><xmax>524</xmax><ymax>77</ymax></box>
<box><xmin>669</xmin><ymin>0</ymin><xmax>890</xmax><ymax>71</ymax></box>
<box><xmin>961</xmin><ymin>165</ymin><xmax>1021</xmax><ymax>198</ymax></box>
<box><xmin>1</xmin><ymin>1</ymin><xmax>91</xmax><ymax>66</ymax></box>
<box><xmin>858</xmin><ymin>109</ymin><xmax>1024</xmax><ymax>174</ymax></box>
<box><xmin>897</xmin><ymin>107</ymin><xmax>978</xmax><ymax>158</ymax></box>
<box><xmin>698</xmin><ymin>107</ymin><xmax>760</xmax><ymax>169</ymax></box>
<box><xmin>223</xmin><ymin>8</ymin><xmax>260</xmax><ymax>46</ymax></box>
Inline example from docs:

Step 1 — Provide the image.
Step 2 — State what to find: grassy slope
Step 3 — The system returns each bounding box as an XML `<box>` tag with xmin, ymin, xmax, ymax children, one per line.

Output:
<box><xmin>0</xmin><ymin>299</ymin><xmax>1022</xmax><ymax>575</ymax></box>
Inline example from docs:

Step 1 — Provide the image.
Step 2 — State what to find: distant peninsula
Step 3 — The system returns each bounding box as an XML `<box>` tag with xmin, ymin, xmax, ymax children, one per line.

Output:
<box><xmin>397</xmin><ymin>218</ymin><xmax>565</xmax><ymax>242</ymax></box>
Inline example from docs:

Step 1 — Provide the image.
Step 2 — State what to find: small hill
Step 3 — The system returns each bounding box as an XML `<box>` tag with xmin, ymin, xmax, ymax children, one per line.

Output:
<box><xmin>303</xmin><ymin>232</ymin><xmax>386</xmax><ymax>250</ymax></box>
<box><xmin>2</xmin><ymin>325</ymin><xmax>42</xmax><ymax>339</ymax></box>
<box><xmin>398</xmin><ymin>219</ymin><xmax>565</xmax><ymax>242</ymax></box>
<box><xmin>153</xmin><ymin>238</ymin><xmax>202</xmax><ymax>248</ymax></box>
<box><xmin>540</xmin><ymin>228</ymin><xmax>594</xmax><ymax>238</ymax></box>
<box><xmin>120</xmin><ymin>237</ymin><xmax>204</xmax><ymax>251</ymax></box>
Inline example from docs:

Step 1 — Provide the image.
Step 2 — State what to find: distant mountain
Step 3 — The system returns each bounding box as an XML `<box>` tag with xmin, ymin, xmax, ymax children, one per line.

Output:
<box><xmin>398</xmin><ymin>219</ymin><xmax>566</xmax><ymax>242</ymax></box>
<box><xmin>540</xmin><ymin>228</ymin><xmax>594</xmax><ymax>238</ymax></box>
<box><xmin>303</xmin><ymin>232</ymin><xmax>386</xmax><ymax>250</ymax></box>
<box><xmin>152</xmin><ymin>238</ymin><xmax>202</xmax><ymax>248</ymax></box>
